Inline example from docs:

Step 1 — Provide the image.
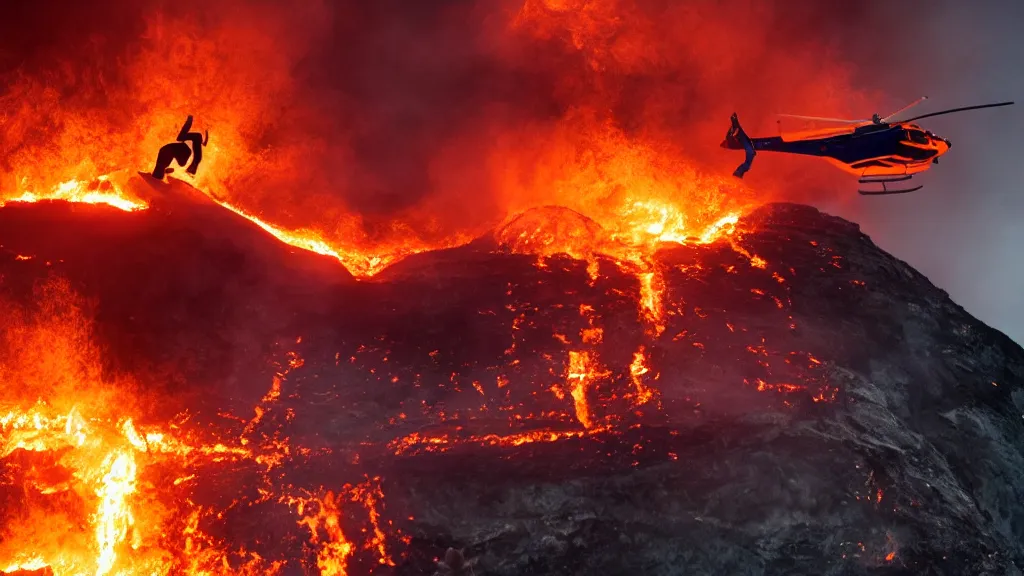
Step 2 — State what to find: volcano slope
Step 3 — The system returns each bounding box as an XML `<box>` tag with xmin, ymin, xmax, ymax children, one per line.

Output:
<box><xmin>0</xmin><ymin>180</ymin><xmax>1022</xmax><ymax>576</ymax></box>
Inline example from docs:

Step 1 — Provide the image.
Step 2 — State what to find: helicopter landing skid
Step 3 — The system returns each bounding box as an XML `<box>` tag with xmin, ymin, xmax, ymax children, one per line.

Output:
<box><xmin>857</xmin><ymin>175</ymin><xmax>923</xmax><ymax>196</ymax></box>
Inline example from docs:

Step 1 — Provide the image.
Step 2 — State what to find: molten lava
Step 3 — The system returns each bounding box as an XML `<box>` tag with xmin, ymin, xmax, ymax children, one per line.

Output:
<box><xmin>0</xmin><ymin>282</ymin><xmax>405</xmax><ymax>575</ymax></box>
<box><xmin>0</xmin><ymin>199</ymin><xmax>850</xmax><ymax>573</ymax></box>
<box><xmin>1</xmin><ymin>175</ymin><xmax>147</xmax><ymax>213</ymax></box>
<box><xmin>0</xmin><ymin>134</ymin><xmax>792</xmax><ymax>574</ymax></box>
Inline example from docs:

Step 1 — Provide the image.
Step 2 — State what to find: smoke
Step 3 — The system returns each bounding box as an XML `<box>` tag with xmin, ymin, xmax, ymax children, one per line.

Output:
<box><xmin>805</xmin><ymin>0</ymin><xmax>1024</xmax><ymax>344</ymax></box>
<box><xmin>0</xmin><ymin>0</ymin><xmax>887</xmax><ymax>249</ymax></box>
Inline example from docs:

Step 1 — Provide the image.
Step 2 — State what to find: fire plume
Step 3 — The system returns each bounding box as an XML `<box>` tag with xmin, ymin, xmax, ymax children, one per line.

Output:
<box><xmin>1</xmin><ymin>175</ymin><xmax>147</xmax><ymax>213</ymax></box>
<box><xmin>0</xmin><ymin>0</ymin><xmax>858</xmax><ymax>279</ymax></box>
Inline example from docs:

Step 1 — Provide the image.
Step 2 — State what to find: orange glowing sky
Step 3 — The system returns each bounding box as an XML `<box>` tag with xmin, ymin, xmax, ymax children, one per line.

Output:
<box><xmin>0</xmin><ymin>0</ymin><xmax>882</xmax><ymax>277</ymax></box>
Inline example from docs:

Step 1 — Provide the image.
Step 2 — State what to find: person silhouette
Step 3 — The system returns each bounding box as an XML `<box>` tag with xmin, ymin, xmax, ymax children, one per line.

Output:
<box><xmin>150</xmin><ymin>115</ymin><xmax>209</xmax><ymax>180</ymax></box>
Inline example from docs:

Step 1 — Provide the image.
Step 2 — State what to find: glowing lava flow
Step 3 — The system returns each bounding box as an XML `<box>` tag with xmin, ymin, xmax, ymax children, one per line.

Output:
<box><xmin>93</xmin><ymin>450</ymin><xmax>138</xmax><ymax>576</ymax></box>
<box><xmin>0</xmin><ymin>288</ymin><xmax>398</xmax><ymax>576</ymax></box>
<box><xmin>0</xmin><ymin>184</ymin><xmax>847</xmax><ymax>574</ymax></box>
<box><xmin>292</xmin><ymin>491</ymin><xmax>355</xmax><ymax>576</ymax></box>
<box><xmin>201</xmin><ymin>195</ymin><xmax>470</xmax><ymax>278</ymax></box>
<box><xmin>1</xmin><ymin>171</ymin><xmax>473</xmax><ymax>278</ymax></box>
<box><xmin>628</xmin><ymin>346</ymin><xmax>657</xmax><ymax>406</ymax></box>
<box><xmin>0</xmin><ymin>273</ymin><xmax>415</xmax><ymax>575</ymax></box>
<box><xmin>0</xmin><ymin>406</ymin><xmax>166</xmax><ymax>574</ymax></box>
<box><xmin>1</xmin><ymin>101</ymin><xmax>751</xmax><ymax>283</ymax></box>
<box><xmin>2</xmin><ymin>175</ymin><xmax>147</xmax><ymax>212</ymax></box>
<box><xmin>566</xmin><ymin>350</ymin><xmax>607</xmax><ymax>429</ymax></box>
<box><xmin>0</xmin><ymin>398</ymin><xmax>400</xmax><ymax>575</ymax></box>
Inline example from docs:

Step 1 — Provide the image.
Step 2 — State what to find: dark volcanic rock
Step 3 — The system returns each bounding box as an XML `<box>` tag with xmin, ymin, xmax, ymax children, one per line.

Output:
<box><xmin>0</xmin><ymin>185</ymin><xmax>1022</xmax><ymax>576</ymax></box>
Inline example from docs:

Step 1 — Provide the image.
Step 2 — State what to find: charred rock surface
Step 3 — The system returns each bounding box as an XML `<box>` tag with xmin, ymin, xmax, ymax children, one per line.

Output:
<box><xmin>0</xmin><ymin>196</ymin><xmax>1022</xmax><ymax>576</ymax></box>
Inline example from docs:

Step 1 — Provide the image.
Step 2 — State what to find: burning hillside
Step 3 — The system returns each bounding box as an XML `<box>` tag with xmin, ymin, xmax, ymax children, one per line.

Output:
<box><xmin>0</xmin><ymin>1</ymin><xmax>1022</xmax><ymax>574</ymax></box>
<box><xmin>0</xmin><ymin>0</ymin><xmax>886</xmax><ymax>277</ymax></box>
<box><xmin>0</xmin><ymin>185</ymin><xmax>1022</xmax><ymax>575</ymax></box>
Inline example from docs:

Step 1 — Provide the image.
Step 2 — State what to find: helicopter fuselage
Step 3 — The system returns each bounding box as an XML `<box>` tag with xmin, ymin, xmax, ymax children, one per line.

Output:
<box><xmin>742</xmin><ymin>122</ymin><xmax>951</xmax><ymax>177</ymax></box>
<box><xmin>722</xmin><ymin>99</ymin><xmax>1012</xmax><ymax>194</ymax></box>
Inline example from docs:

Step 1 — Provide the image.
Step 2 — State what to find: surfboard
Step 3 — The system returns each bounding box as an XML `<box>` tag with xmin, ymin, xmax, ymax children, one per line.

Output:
<box><xmin>134</xmin><ymin>170</ymin><xmax>212</xmax><ymax>210</ymax></box>
<box><xmin>137</xmin><ymin>171</ymin><xmax>168</xmax><ymax>186</ymax></box>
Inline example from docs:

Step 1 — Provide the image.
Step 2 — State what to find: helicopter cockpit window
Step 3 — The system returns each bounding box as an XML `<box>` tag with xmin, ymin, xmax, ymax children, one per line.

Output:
<box><xmin>907</xmin><ymin>129</ymin><xmax>930</xmax><ymax>144</ymax></box>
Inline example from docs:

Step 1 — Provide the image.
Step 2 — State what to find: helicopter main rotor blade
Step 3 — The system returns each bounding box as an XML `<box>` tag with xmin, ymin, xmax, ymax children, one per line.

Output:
<box><xmin>880</xmin><ymin>96</ymin><xmax>928</xmax><ymax>123</ymax></box>
<box><xmin>903</xmin><ymin>101</ymin><xmax>1015</xmax><ymax>123</ymax></box>
<box><xmin>776</xmin><ymin>114</ymin><xmax>871</xmax><ymax>124</ymax></box>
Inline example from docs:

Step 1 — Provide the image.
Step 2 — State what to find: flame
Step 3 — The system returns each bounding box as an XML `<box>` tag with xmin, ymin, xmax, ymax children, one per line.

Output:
<box><xmin>2</xmin><ymin>174</ymin><xmax>147</xmax><ymax>212</ymax></box>
<box><xmin>94</xmin><ymin>450</ymin><xmax>139</xmax><ymax>576</ymax></box>
<box><xmin>628</xmin><ymin>346</ymin><xmax>657</xmax><ymax>406</ymax></box>
<box><xmin>0</xmin><ymin>403</ymin><xmax>172</xmax><ymax>575</ymax></box>
<box><xmin>0</xmin><ymin>162</ymin><xmax>746</xmax><ymax>282</ymax></box>
<box><xmin>0</xmin><ymin>6</ymin><xmax>759</xmax><ymax>281</ymax></box>
<box><xmin>0</xmin><ymin>281</ymin><xmax>404</xmax><ymax>575</ymax></box>
<box><xmin>200</xmin><ymin>192</ymin><xmax>471</xmax><ymax>278</ymax></box>
<box><xmin>293</xmin><ymin>491</ymin><xmax>354</xmax><ymax>576</ymax></box>
<box><xmin>565</xmin><ymin>350</ymin><xmax>613</xmax><ymax>429</ymax></box>
<box><xmin>637</xmin><ymin>270</ymin><xmax>666</xmax><ymax>335</ymax></box>
<box><xmin>0</xmin><ymin>183</ymin><xmax>843</xmax><ymax>574</ymax></box>
<box><xmin>0</xmin><ymin>391</ymin><xmax>392</xmax><ymax>576</ymax></box>
<box><xmin>0</xmin><ymin>0</ymin><xmax>882</xmax><ymax>280</ymax></box>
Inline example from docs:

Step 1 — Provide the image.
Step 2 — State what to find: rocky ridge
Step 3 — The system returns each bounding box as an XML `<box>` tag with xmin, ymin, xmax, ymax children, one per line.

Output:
<box><xmin>0</xmin><ymin>179</ymin><xmax>1021</xmax><ymax>575</ymax></box>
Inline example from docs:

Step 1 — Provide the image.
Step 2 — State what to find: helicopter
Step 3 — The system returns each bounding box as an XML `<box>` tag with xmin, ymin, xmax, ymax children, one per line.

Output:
<box><xmin>720</xmin><ymin>96</ymin><xmax>1015</xmax><ymax>195</ymax></box>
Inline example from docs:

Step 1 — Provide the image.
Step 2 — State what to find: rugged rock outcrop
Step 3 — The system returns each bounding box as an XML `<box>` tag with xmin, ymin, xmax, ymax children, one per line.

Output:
<box><xmin>0</xmin><ymin>179</ymin><xmax>1021</xmax><ymax>575</ymax></box>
